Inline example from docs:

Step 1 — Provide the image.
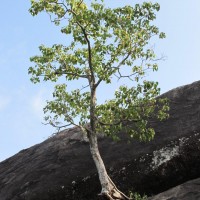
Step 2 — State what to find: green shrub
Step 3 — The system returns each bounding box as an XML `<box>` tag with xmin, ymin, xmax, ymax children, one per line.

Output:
<box><xmin>129</xmin><ymin>191</ymin><xmax>148</xmax><ymax>200</ymax></box>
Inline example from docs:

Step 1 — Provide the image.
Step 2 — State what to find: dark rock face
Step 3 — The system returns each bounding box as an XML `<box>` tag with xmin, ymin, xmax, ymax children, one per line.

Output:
<box><xmin>148</xmin><ymin>178</ymin><xmax>200</xmax><ymax>200</ymax></box>
<box><xmin>0</xmin><ymin>81</ymin><xmax>200</xmax><ymax>200</ymax></box>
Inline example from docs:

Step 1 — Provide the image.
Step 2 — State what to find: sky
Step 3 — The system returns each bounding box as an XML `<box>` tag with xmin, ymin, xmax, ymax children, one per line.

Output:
<box><xmin>0</xmin><ymin>0</ymin><xmax>199</xmax><ymax>161</ymax></box>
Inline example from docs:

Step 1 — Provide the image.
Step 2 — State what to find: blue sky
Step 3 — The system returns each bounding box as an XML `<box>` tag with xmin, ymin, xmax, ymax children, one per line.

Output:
<box><xmin>0</xmin><ymin>0</ymin><xmax>199</xmax><ymax>161</ymax></box>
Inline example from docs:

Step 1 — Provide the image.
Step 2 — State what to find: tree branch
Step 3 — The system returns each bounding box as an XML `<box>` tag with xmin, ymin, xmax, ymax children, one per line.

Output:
<box><xmin>75</xmin><ymin>21</ymin><xmax>95</xmax><ymax>85</ymax></box>
<box><xmin>64</xmin><ymin>5</ymin><xmax>95</xmax><ymax>85</ymax></box>
<box><xmin>115</xmin><ymin>52</ymin><xmax>131</xmax><ymax>70</ymax></box>
<box><xmin>94</xmin><ymin>79</ymin><xmax>103</xmax><ymax>89</ymax></box>
<box><xmin>54</xmin><ymin>71</ymin><xmax>88</xmax><ymax>79</ymax></box>
<box><xmin>95</xmin><ymin>116</ymin><xmax>141</xmax><ymax>127</ymax></box>
<box><xmin>42</xmin><ymin>121</ymin><xmax>72</xmax><ymax>133</ymax></box>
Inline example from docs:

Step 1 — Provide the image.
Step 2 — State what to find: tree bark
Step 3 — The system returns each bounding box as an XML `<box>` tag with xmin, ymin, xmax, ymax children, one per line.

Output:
<box><xmin>88</xmin><ymin>133</ymin><xmax>130</xmax><ymax>200</ymax></box>
<box><xmin>88</xmin><ymin>79</ymin><xmax>130</xmax><ymax>199</ymax></box>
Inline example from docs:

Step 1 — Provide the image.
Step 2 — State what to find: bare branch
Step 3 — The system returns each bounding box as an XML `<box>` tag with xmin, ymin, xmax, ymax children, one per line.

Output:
<box><xmin>42</xmin><ymin>121</ymin><xmax>72</xmax><ymax>133</ymax></box>
<box><xmin>80</xmin><ymin>84</ymin><xmax>90</xmax><ymax>91</ymax></box>
<box><xmin>150</xmin><ymin>54</ymin><xmax>166</xmax><ymax>62</ymax></box>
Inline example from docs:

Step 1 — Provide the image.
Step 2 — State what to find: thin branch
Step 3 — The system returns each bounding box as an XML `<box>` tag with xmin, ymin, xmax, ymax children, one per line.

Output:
<box><xmin>75</xmin><ymin>20</ymin><xmax>95</xmax><ymax>84</ymax></box>
<box><xmin>115</xmin><ymin>52</ymin><xmax>131</xmax><ymax>70</ymax></box>
<box><xmin>42</xmin><ymin>121</ymin><xmax>72</xmax><ymax>128</ymax></box>
<box><xmin>45</xmin><ymin>2</ymin><xmax>69</xmax><ymax>23</ymax></box>
<box><xmin>60</xmin><ymin>3</ymin><xmax>95</xmax><ymax>84</ymax></box>
<box><xmin>95</xmin><ymin>50</ymin><xmax>132</xmax><ymax>88</ymax></box>
<box><xmin>114</xmin><ymin>54</ymin><xmax>164</xmax><ymax>81</ymax></box>
<box><xmin>150</xmin><ymin>54</ymin><xmax>166</xmax><ymax>62</ymax></box>
<box><xmin>97</xmin><ymin>119</ymin><xmax>121</xmax><ymax>126</ymax></box>
<box><xmin>94</xmin><ymin>79</ymin><xmax>102</xmax><ymax>89</ymax></box>
<box><xmin>95</xmin><ymin>116</ymin><xmax>141</xmax><ymax>127</ymax></box>
<box><xmin>80</xmin><ymin>84</ymin><xmax>90</xmax><ymax>91</ymax></box>
<box><xmin>116</xmin><ymin>74</ymin><xmax>134</xmax><ymax>81</ymax></box>
<box><xmin>38</xmin><ymin>72</ymin><xmax>88</xmax><ymax>79</ymax></box>
<box><xmin>77</xmin><ymin>0</ymin><xmax>84</xmax><ymax>8</ymax></box>
<box><xmin>42</xmin><ymin>121</ymin><xmax>72</xmax><ymax>134</ymax></box>
<box><xmin>54</xmin><ymin>71</ymin><xmax>88</xmax><ymax>79</ymax></box>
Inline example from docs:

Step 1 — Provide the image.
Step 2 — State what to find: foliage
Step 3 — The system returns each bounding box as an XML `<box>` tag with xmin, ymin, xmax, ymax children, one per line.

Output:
<box><xmin>28</xmin><ymin>0</ymin><xmax>169</xmax><ymax>141</ymax></box>
<box><xmin>129</xmin><ymin>191</ymin><xmax>147</xmax><ymax>200</ymax></box>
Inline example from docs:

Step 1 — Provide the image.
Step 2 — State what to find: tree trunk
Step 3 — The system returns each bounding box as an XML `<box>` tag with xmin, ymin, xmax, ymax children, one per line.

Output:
<box><xmin>88</xmin><ymin>84</ymin><xmax>130</xmax><ymax>199</ymax></box>
<box><xmin>88</xmin><ymin>133</ymin><xmax>131</xmax><ymax>200</ymax></box>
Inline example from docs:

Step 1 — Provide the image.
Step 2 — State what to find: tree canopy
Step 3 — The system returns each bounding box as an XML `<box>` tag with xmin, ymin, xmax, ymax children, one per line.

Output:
<box><xmin>29</xmin><ymin>0</ymin><xmax>168</xmax><ymax>141</ymax></box>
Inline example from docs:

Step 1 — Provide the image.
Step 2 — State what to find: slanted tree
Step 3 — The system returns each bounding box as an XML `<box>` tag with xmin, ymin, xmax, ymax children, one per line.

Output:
<box><xmin>28</xmin><ymin>0</ymin><xmax>169</xmax><ymax>199</ymax></box>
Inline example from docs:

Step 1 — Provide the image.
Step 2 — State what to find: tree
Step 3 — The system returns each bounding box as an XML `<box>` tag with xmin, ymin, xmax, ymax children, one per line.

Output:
<box><xmin>28</xmin><ymin>0</ymin><xmax>169</xmax><ymax>199</ymax></box>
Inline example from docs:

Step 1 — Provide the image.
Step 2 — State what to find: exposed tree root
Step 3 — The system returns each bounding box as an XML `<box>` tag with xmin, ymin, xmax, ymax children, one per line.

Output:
<box><xmin>98</xmin><ymin>175</ymin><xmax>132</xmax><ymax>200</ymax></box>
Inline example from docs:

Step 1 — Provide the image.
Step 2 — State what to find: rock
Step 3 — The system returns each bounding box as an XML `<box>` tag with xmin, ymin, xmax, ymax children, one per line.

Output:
<box><xmin>148</xmin><ymin>178</ymin><xmax>200</xmax><ymax>200</ymax></box>
<box><xmin>0</xmin><ymin>81</ymin><xmax>200</xmax><ymax>200</ymax></box>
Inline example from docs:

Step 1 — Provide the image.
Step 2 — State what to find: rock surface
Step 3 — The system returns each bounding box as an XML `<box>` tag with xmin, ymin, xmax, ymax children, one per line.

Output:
<box><xmin>148</xmin><ymin>178</ymin><xmax>200</xmax><ymax>200</ymax></box>
<box><xmin>0</xmin><ymin>81</ymin><xmax>200</xmax><ymax>200</ymax></box>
